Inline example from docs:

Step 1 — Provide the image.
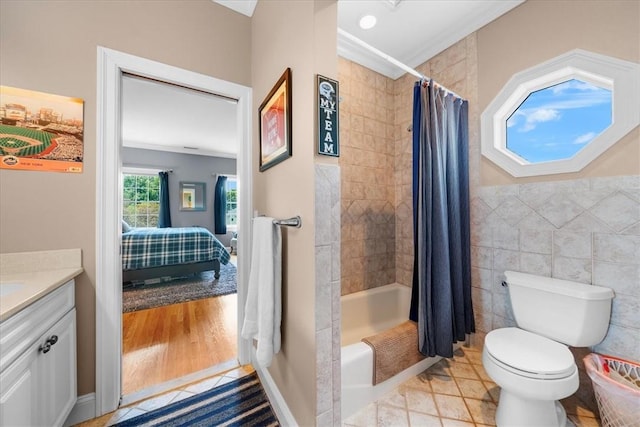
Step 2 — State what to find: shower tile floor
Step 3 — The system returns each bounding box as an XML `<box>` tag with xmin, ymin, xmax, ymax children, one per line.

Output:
<box><xmin>342</xmin><ymin>346</ymin><xmax>600</xmax><ymax>427</ymax></box>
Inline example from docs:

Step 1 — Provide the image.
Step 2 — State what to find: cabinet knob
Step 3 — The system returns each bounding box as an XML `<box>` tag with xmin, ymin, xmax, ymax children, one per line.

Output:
<box><xmin>38</xmin><ymin>335</ymin><xmax>59</xmax><ymax>354</ymax></box>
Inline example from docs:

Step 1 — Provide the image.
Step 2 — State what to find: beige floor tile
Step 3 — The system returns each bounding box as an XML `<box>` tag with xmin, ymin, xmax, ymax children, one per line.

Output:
<box><xmin>344</xmin><ymin>402</ymin><xmax>377</xmax><ymax>427</ymax></box>
<box><xmin>455</xmin><ymin>378</ymin><xmax>491</xmax><ymax>401</ymax></box>
<box><xmin>451</xmin><ymin>348</ymin><xmax>468</xmax><ymax>364</ymax></box>
<box><xmin>448</xmin><ymin>361</ymin><xmax>480</xmax><ymax>380</ymax></box>
<box><xmin>402</xmin><ymin>374</ymin><xmax>433</xmax><ymax>393</ymax></box>
<box><xmin>169</xmin><ymin>390</ymin><xmax>195</xmax><ymax>404</ymax></box>
<box><xmin>433</xmin><ymin>394</ymin><xmax>473</xmax><ymax>422</ymax></box>
<box><xmin>379</xmin><ymin>388</ymin><xmax>408</xmax><ymax>409</ymax></box>
<box><xmin>561</xmin><ymin>395</ymin><xmax>599</xmax><ymax>419</ymax></box>
<box><xmin>183</xmin><ymin>375</ymin><xmax>222</xmax><ymax>394</ymax></box>
<box><xmin>405</xmin><ymin>389</ymin><xmax>439</xmax><ymax>416</ymax></box>
<box><xmin>135</xmin><ymin>390</ymin><xmax>182</xmax><ymax>411</ymax></box>
<box><xmin>440</xmin><ymin>419</ymin><xmax>475</xmax><ymax>427</ymax></box>
<box><xmin>428</xmin><ymin>374</ymin><xmax>461</xmax><ymax>396</ymax></box>
<box><xmin>378</xmin><ymin>404</ymin><xmax>410</xmax><ymax>427</ymax></box>
<box><xmin>464</xmin><ymin>397</ymin><xmax>497</xmax><ymax>425</ymax></box>
<box><xmin>482</xmin><ymin>381</ymin><xmax>500</xmax><ymax>403</ymax></box>
<box><xmin>461</xmin><ymin>349</ymin><xmax>483</xmax><ymax>365</ymax></box>
<box><xmin>408</xmin><ymin>411</ymin><xmax>443</xmax><ymax>426</ymax></box>
<box><xmin>426</xmin><ymin>359</ymin><xmax>453</xmax><ymax>377</ymax></box>
<box><xmin>471</xmin><ymin>363</ymin><xmax>492</xmax><ymax>382</ymax></box>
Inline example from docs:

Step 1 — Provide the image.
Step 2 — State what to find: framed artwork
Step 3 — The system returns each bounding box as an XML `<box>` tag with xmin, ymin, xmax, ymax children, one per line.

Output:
<box><xmin>0</xmin><ymin>85</ymin><xmax>84</xmax><ymax>173</ymax></box>
<box><xmin>259</xmin><ymin>68</ymin><xmax>292</xmax><ymax>172</ymax></box>
<box><xmin>179</xmin><ymin>181</ymin><xmax>206</xmax><ymax>211</ymax></box>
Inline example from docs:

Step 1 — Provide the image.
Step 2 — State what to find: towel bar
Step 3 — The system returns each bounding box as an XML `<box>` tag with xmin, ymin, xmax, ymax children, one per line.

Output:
<box><xmin>273</xmin><ymin>216</ymin><xmax>302</xmax><ymax>228</ymax></box>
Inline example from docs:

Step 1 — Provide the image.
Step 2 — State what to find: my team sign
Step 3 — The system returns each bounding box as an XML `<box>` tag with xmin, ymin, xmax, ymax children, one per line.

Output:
<box><xmin>317</xmin><ymin>75</ymin><xmax>339</xmax><ymax>157</ymax></box>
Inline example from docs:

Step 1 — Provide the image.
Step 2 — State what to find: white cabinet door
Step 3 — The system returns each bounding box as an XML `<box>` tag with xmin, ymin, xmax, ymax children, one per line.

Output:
<box><xmin>0</xmin><ymin>308</ymin><xmax>76</xmax><ymax>427</ymax></box>
<box><xmin>40</xmin><ymin>308</ymin><xmax>77</xmax><ymax>427</ymax></box>
<box><xmin>0</xmin><ymin>342</ymin><xmax>38</xmax><ymax>426</ymax></box>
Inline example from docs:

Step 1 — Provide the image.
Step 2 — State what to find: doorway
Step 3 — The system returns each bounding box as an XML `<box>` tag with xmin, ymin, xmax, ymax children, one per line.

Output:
<box><xmin>96</xmin><ymin>47</ymin><xmax>252</xmax><ymax>416</ymax></box>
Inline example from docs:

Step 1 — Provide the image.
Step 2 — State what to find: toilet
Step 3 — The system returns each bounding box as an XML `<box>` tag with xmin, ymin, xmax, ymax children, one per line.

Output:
<box><xmin>482</xmin><ymin>270</ymin><xmax>614</xmax><ymax>427</ymax></box>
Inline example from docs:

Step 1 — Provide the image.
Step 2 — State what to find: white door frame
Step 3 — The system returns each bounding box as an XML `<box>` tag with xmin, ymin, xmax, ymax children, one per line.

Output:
<box><xmin>95</xmin><ymin>46</ymin><xmax>253</xmax><ymax>416</ymax></box>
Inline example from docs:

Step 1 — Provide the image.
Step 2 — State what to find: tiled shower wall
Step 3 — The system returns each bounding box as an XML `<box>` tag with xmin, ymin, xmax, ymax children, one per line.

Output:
<box><xmin>338</xmin><ymin>59</ymin><xmax>396</xmax><ymax>295</ymax></box>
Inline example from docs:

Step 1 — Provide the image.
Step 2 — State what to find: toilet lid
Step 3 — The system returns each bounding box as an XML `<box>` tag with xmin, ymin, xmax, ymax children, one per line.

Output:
<box><xmin>485</xmin><ymin>328</ymin><xmax>575</xmax><ymax>379</ymax></box>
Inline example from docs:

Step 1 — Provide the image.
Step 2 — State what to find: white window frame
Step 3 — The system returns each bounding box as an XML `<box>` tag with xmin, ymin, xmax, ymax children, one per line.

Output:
<box><xmin>481</xmin><ymin>49</ymin><xmax>640</xmax><ymax>177</ymax></box>
<box><xmin>224</xmin><ymin>175</ymin><xmax>238</xmax><ymax>232</ymax></box>
<box><xmin>121</xmin><ymin>167</ymin><xmax>162</xmax><ymax>228</ymax></box>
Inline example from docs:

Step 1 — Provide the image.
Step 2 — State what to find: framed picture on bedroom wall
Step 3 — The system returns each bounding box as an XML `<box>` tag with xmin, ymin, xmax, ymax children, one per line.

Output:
<box><xmin>179</xmin><ymin>181</ymin><xmax>206</xmax><ymax>211</ymax></box>
<box><xmin>259</xmin><ymin>68</ymin><xmax>292</xmax><ymax>172</ymax></box>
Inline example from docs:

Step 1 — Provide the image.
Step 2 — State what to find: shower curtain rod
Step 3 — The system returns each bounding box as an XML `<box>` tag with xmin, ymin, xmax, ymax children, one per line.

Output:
<box><xmin>338</xmin><ymin>29</ymin><xmax>465</xmax><ymax>101</ymax></box>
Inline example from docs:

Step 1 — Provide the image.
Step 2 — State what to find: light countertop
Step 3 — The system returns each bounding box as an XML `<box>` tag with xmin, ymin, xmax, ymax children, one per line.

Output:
<box><xmin>0</xmin><ymin>249</ymin><xmax>83</xmax><ymax>322</ymax></box>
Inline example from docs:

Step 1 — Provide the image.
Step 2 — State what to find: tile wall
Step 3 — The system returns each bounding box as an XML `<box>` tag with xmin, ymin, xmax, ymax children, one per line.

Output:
<box><xmin>338</xmin><ymin>59</ymin><xmax>397</xmax><ymax>295</ymax></box>
<box><xmin>315</xmin><ymin>163</ymin><xmax>342</xmax><ymax>425</ymax></box>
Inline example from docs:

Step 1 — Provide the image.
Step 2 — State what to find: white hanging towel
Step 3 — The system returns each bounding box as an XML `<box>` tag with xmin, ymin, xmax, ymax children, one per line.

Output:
<box><xmin>241</xmin><ymin>216</ymin><xmax>282</xmax><ymax>367</ymax></box>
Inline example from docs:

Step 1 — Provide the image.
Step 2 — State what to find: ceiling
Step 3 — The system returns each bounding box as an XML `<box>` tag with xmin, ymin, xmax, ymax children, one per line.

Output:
<box><xmin>121</xmin><ymin>74</ymin><xmax>238</xmax><ymax>158</ymax></box>
<box><xmin>123</xmin><ymin>0</ymin><xmax>524</xmax><ymax>158</ymax></box>
<box><xmin>337</xmin><ymin>0</ymin><xmax>524</xmax><ymax>79</ymax></box>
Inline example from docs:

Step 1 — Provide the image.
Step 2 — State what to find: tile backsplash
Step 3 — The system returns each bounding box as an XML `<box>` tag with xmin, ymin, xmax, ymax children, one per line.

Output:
<box><xmin>471</xmin><ymin>174</ymin><xmax>640</xmax><ymax>362</ymax></box>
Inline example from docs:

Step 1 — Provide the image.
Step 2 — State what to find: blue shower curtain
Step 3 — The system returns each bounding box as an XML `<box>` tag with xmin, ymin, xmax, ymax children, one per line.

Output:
<box><xmin>158</xmin><ymin>171</ymin><xmax>172</xmax><ymax>228</ymax></box>
<box><xmin>214</xmin><ymin>175</ymin><xmax>227</xmax><ymax>235</ymax></box>
<box><xmin>409</xmin><ymin>80</ymin><xmax>474</xmax><ymax>358</ymax></box>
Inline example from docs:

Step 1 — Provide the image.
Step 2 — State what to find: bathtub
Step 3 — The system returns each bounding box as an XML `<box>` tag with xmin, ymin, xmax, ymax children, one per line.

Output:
<box><xmin>341</xmin><ymin>283</ymin><xmax>441</xmax><ymax>419</ymax></box>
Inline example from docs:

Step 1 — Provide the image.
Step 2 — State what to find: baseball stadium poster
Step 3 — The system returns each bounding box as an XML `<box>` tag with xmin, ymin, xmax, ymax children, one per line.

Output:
<box><xmin>0</xmin><ymin>85</ymin><xmax>84</xmax><ymax>173</ymax></box>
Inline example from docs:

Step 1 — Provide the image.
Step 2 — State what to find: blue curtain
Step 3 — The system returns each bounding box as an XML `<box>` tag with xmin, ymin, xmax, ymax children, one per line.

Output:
<box><xmin>214</xmin><ymin>175</ymin><xmax>227</xmax><ymax>234</ymax></box>
<box><xmin>158</xmin><ymin>171</ymin><xmax>172</xmax><ymax>228</ymax></box>
<box><xmin>409</xmin><ymin>80</ymin><xmax>474</xmax><ymax>358</ymax></box>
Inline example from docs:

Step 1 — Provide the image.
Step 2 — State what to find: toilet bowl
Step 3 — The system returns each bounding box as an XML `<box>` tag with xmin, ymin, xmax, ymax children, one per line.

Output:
<box><xmin>483</xmin><ymin>328</ymin><xmax>579</xmax><ymax>426</ymax></box>
<box><xmin>483</xmin><ymin>271</ymin><xmax>614</xmax><ymax>427</ymax></box>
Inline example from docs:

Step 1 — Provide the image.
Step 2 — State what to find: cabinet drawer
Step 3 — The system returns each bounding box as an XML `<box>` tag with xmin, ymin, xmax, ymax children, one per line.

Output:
<box><xmin>0</xmin><ymin>280</ymin><xmax>74</xmax><ymax>373</ymax></box>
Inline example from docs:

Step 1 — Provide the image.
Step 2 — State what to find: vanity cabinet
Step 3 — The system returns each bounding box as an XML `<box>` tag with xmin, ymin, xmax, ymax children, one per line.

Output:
<box><xmin>0</xmin><ymin>280</ymin><xmax>77</xmax><ymax>427</ymax></box>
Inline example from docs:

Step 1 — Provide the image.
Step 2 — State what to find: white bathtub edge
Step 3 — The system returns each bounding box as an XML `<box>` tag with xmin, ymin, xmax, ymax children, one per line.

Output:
<box><xmin>341</xmin><ymin>343</ymin><xmax>441</xmax><ymax>420</ymax></box>
<box><xmin>341</xmin><ymin>341</ymin><xmax>464</xmax><ymax>420</ymax></box>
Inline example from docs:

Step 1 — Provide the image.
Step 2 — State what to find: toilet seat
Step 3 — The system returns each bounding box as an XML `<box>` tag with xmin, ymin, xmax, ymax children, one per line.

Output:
<box><xmin>485</xmin><ymin>328</ymin><xmax>576</xmax><ymax>380</ymax></box>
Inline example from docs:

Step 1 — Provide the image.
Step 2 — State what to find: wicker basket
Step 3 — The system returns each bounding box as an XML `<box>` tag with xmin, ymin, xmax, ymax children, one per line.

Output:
<box><xmin>584</xmin><ymin>353</ymin><xmax>640</xmax><ymax>427</ymax></box>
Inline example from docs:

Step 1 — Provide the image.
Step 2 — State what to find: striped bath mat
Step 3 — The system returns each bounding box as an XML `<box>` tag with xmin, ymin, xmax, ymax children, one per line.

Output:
<box><xmin>114</xmin><ymin>372</ymin><xmax>279</xmax><ymax>426</ymax></box>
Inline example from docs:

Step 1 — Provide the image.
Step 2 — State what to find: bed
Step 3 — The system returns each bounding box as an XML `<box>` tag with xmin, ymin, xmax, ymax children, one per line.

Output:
<box><xmin>121</xmin><ymin>226</ymin><xmax>230</xmax><ymax>282</ymax></box>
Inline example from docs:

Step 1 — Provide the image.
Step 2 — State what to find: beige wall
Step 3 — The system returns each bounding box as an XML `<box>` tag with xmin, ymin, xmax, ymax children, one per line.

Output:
<box><xmin>338</xmin><ymin>58</ymin><xmax>396</xmax><ymax>295</ymax></box>
<box><xmin>0</xmin><ymin>0</ymin><xmax>251</xmax><ymax>397</ymax></box>
<box><xmin>477</xmin><ymin>0</ymin><xmax>640</xmax><ymax>185</ymax></box>
<box><xmin>251</xmin><ymin>1</ymin><xmax>337</xmax><ymax>424</ymax></box>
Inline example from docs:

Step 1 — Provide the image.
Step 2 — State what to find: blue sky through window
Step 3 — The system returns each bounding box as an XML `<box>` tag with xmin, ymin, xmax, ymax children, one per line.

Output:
<box><xmin>506</xmin><ymin>79</ymin><xmax>612</xmax><ymax>163</ymax></box>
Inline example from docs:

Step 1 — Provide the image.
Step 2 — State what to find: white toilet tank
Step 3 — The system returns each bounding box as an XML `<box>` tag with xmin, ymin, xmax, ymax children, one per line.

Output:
<box><xmin>504</xmin><ymin>271</ymin><xmax>614</xmax><ymax>347</ymax></box>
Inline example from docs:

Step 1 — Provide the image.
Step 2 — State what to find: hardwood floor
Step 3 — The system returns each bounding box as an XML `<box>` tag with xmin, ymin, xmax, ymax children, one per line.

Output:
<box><xmin>122</xmin><ymin>294</ymin><xmax>237</xmax><ymax>395</ymax></box>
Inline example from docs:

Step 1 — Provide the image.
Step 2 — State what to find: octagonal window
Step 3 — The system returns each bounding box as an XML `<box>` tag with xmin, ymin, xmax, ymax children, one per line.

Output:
<box><xmin>481</xmin><ymin>50</ymin><xmax>639</xmax><ymax>177</ymax></box>
<box><xmin>506</xmin><ymin>79</ymin><xmax>612</xmax><ymax>163</ymax></box>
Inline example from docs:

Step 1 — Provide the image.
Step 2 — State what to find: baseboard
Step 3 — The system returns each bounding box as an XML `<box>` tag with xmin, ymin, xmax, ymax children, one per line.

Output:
<box><xmin>64</xmin><ymin>393</ymin><xmax>96</xmax><ymax>426</ymax></box>
<box><xmin>254</xmin><ymin>362</ymin><xmax>297</xmax><ymax>427</ymax></box>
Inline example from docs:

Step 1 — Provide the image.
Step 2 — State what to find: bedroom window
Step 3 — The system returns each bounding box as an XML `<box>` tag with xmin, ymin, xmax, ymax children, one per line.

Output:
<box><xmin>481</xmin><ymin>49</ymin><xmax>639</xmax><ymax>177</ymax></box>
<box><xmin>226</xmin><ymin>178</ymin><xmax>238</xmax><ymax>228</ymax></box>
<box><xmin>123</xmin><ymin>173</ymin><xmax>160</xmax><ymax>227</ymax></box>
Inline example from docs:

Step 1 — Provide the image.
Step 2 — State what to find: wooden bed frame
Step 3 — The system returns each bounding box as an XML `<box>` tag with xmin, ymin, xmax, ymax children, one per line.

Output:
<box><xmin>122</xmin><ymin>259</ymin><xmax>221</xmax><ymax>282</ymax></box>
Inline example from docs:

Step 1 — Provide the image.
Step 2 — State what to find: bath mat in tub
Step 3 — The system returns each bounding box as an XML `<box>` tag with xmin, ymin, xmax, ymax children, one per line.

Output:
<box><xmin>362</xmin><ymin>320</ymin><xmax>425</xmax><ymax>385</ymax></box>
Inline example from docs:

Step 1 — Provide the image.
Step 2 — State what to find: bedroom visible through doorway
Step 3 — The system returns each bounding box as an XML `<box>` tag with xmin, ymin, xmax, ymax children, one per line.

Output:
<box><xmin>119</xmin><ymin>74</ymin><xmax>241</xmax><ymax>401</ymax></box>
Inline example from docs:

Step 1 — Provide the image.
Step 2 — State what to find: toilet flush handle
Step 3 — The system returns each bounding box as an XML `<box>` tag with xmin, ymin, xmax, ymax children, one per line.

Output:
<box><xmin>501</xmin><ymin>281</ymin><xmax>508</xmax><ymax>287</ymax></box>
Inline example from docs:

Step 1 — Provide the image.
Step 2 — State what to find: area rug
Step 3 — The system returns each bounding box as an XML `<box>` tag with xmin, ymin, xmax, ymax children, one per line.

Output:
<box><xmin>113</xmin><ymin>372</ymin><xmax>279</xmax><ymax>427</ymax></box>
<box><xmin>122</xmin><ymin>262</ymin><xmax>237</xmax><ymax>313</ymax></box>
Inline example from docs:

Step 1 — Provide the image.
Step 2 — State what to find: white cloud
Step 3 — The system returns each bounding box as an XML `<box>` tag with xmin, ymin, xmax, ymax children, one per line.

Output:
<box><xmin>519</xmin><ymin>108</ymin><xmax>560</xmax><ymax>132</ymax></box>
<box><xmin>573</xmin><ymin>131</ymin><xmax>596</xmax><ymax>145</ymax></box>
<box><xmin>551</xmin><ymin>80</ymin><xmax>605</xmax><ymax>95</ymax></box>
